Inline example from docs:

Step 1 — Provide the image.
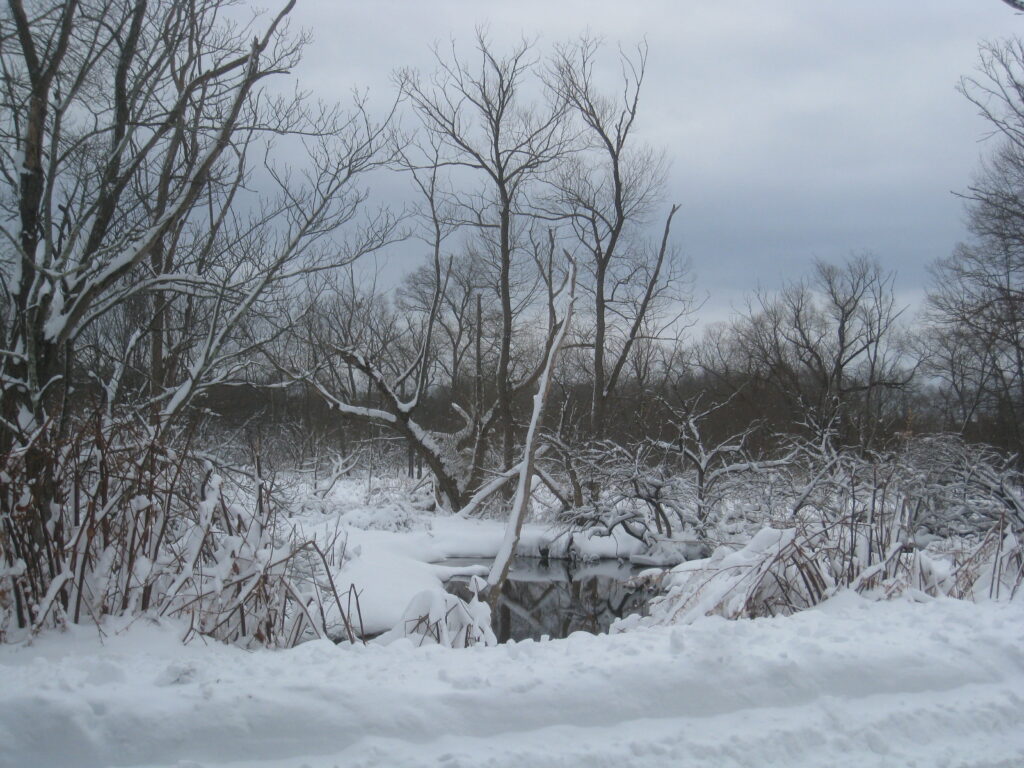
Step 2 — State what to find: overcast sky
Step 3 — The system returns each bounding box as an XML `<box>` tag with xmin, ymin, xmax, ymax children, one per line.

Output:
<box><xmin>289</xmin><ymin>0</ymin><xmax>1015</xmax><ymax>322</ymax></box>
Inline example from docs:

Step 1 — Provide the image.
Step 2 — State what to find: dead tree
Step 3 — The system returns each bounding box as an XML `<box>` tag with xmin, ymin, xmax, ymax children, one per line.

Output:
<box><xmin>488</xmin><ymin>260</ymin><xmax>577</xmax><ymax>601</ymax></box>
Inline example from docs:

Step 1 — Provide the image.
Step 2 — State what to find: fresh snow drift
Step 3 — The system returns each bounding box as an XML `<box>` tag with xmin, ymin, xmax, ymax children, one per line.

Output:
<box><xmin>1</xmin><ymin>595</ymin><xmax>1021</xmax><ymax>768</ymax></box>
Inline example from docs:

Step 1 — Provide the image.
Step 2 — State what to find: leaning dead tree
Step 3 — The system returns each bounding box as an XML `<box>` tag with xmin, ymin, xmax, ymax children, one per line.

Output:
<box><xmin>281</xmin><ymin>34</ymin><xmax>587</xmax><ymax>510</ymax></box>
<box><xmin>288</xmin><ymin>236</ymin><xmax>571</xmax><ymax>512</ymax></box>
<box><xmin>487</xmin><ymin>260</ymin><xmax>577</xmax><ymax>601</ymax></box>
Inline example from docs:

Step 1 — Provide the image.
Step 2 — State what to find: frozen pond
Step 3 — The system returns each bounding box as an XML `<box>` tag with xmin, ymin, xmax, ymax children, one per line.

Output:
<box><xmin>442</xmin><ymin>557</ymin><xmax>658</xmax><ymax>642</ymax></box>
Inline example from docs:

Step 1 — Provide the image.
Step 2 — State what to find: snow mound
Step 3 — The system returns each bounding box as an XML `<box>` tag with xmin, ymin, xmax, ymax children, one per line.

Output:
<box><xmin>378</xmin><ymin>578</ymin><xmax>495</xmax><ymax>648</ymax></box>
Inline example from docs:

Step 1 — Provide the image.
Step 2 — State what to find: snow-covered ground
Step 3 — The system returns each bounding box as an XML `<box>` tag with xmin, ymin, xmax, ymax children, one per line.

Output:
<box><xmin>3</xmin><ymin>478</ymin><xmax>1022</xmax><ymax>767</ymax></box>
<box><xmin>1</xmin><ymin>595</ymin><xmax>1021</xmax><ymax>768</ymax></box>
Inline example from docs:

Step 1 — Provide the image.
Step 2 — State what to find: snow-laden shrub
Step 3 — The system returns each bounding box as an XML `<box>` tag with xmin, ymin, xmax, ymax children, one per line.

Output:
<box><xmin>645</xmin><ymin>525</ymin><xmax>928</xmax><ymax>624</ymax></box>
<box><xmin>547</xmin><ymin>432</ymin><xmax>794</xmax><ymax>558</ymax></box>
<box><xmin>622</xmin><ymin>434</ymin><xmax>1024</xmax><ymax>626</ymax></box>
<box><xmin>335</xmin><ymin>502</ymin><xmax>432</xmax><ymax>533</ymax></box>
<box><xmin>0</xmin><ymin>415</ymin><xmax>361</xmax><ymax>646</ymax></box>
<box><xmin>640</xmin><ymin>520</ymin><xmax>1021</xmax><ymax>627</ymax></box>
<box><xmin>382</xmin><ymin>577</ymin><xmax>496</xmax><ymax>648</ymax></box>
<box><xmin>894</xmin><ymin>435</ymin><xmax>1024</xmax><ymax>538</ymax></box>
<box><xmin>552</xmin><ymin>428</ymin><xmax>1024</xmax><ymax>565</ymax></box>
<box><xmin>644</xmin><ymin>527</ymin><xmax>822</xmax><ymax>623</ymax></box>
<box><xmin>947</xmin><ymin>529</ymin><xmax>1023</xmax><ymax>602</ymax></box>
<box><xmin>549</xmin><ymin>441</ymin><xmax>694</xmax><ymax>548</ymax></box>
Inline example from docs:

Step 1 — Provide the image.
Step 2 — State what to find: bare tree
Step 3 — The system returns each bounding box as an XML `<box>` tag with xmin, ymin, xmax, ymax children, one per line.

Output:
<box><xmin>398</xmin><ymin>31</ymin><xmax>571</xmax><ymax>472</ymax></box>
<box><xmin>910</xmin><ymin>324</ymin><xmax>994</xmax><ymax>436</ymax></box>
<box><xmin>400</xmin><ymin>251</ymin><xmax>499</xmax><ymax>394</ymax></box>
<box><xmin>701</xmin><ymin>256</ymin><xmax>910</xmax><ymax>449</ymax></box>
<box><xmin>928</xmin><ymin>230</ymin><xmax>1024</xmax><ymax>453</ymax></box>
<box><xmin>0</xmin><ymin>0</ymin><xmax>395</xmax><ymax>633</ymax></box>
<box><xmin>550</xmin><ymin>38</ymin><xmax>689</xmax><ymax>448</ymax></box>
<box><xmin>288</xmin><ymin>235</ymin><xmax>574</xmax><ymax>513</ymax></box>
<box><xmin>279</xmin><ymin>156</ymin><xmax>477</xmax><ymax>510</ymax></box>
<box><xmin>927</xmin><ymin>38</ymin><xmax>1024</xmax><ymax>453</ymax></box>
<box><xmin>2</xmin><ymin>0</ymin><xmax>290</xmax><ymax>439</ymax></box>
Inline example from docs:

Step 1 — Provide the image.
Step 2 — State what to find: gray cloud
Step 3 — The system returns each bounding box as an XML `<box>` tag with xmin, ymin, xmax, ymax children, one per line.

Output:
<box><xmin>288</xmin><ymin>0</ymin><xmax>1014</xmax><ymax>319</ymax></box>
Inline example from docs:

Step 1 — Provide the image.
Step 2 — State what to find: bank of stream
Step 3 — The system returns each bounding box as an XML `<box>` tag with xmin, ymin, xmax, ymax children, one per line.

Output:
<box><xmin>441</xmin><ymin>557</ymin><xmax>660</xmax><ymax>642</ymax></box>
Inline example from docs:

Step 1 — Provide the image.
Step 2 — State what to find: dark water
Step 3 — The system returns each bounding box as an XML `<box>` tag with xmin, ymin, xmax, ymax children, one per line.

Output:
<box><xmin>442</xmin><ymin>557</ymin><xmax>658</xmax><ymax>642</ymax></box>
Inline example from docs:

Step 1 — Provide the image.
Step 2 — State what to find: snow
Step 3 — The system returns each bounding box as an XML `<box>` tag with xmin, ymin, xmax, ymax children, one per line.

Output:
<box><xmin>0</xmin><ymin>595</ymin><xmax>1021</xmax><ymax>768</ymax></box>
<box><xmin>324</xmin><ymin>514</ymin><xmax>642</xmax><ymax>636</ymax></box>
<box><xmin>290</xmin><ymin>477</ymin><xmax>644</xmax><ymax>636</ymax></box>
<box><xmin>3</xmin><ymin>478</ymin><xmax>1021</xmax><ymax>766</ymax></box>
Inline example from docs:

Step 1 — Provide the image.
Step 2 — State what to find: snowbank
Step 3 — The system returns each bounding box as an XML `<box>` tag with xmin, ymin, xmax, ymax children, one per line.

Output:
<box><xmin>1</xmin><ymin>596</ymin><xmax>1021</xmax><ymax>768</ymax></box>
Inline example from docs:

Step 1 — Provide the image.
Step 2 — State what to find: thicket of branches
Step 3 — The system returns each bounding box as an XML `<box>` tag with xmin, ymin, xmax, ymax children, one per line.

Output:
<box><xmin>1</xmin><ymin>1</ymin><xmax>1023</xmax><ymax>643</ymax></box>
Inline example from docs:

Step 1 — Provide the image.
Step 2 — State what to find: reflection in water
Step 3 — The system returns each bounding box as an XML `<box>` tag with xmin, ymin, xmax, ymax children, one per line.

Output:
<box><xmin>443</xmin><ymin>557</ymin><xmax>657</xmax><ymax>643</ymax></box>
